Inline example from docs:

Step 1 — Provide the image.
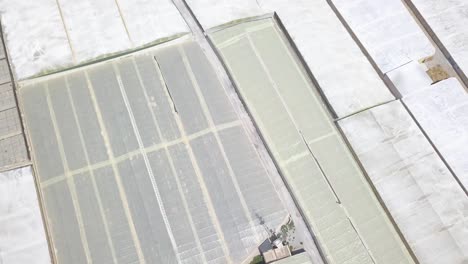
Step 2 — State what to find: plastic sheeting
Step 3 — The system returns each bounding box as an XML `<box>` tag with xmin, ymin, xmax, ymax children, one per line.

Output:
<box><xmin>387</xmin><ymin>61</ymin><xmax>468</xmax><ymax>190</ymax></box>
<box><xmin>409</xmin><ymin>0</ymin><xmax>468</xmax><ymax>80</ymax></box>
<box><xmin>210</xmin><ymin>19</ymin><xmax>413</xmax><ymax>264</ymax></box>
<box><xmin>332</xmin><ymin>0</ymin><xmax>434</xmax><ymax>73</ymax></box>
<box><xmin>19</xmin><ymin>39</ymin><xmax>286</xmax><ymax>264</ymax></box>
<box><xmin>184</xmin><ymin>0</ymin><xmax>394</xmax><ymax>118</ymax></box>
<box><xmin>403</xmin><ymin>78</ymin><xmax>468</xmax><ymax>190</ymax></box>
<box><xmin>0</xmin><ymin>0</ymin><xmax>74</xmax><ymax>80</ymax></box>
<box><xmin>0</xmin><ymin>0</ymin><xmax>189</xmax><ymax>79</ymax></box>
<box><xmin>339</xmin><ymin>100</ymin><xmax>468</xmax><ymax>264</ymax></box>
<box><xmin>0</xmin><ymin>166</ymin><xmax>51</xmax><ymax>264</ymax></box>
<box><xmin>183</xmin><ymin>0</ymin><xmax>263</xmax><ymax>29</ymax></box>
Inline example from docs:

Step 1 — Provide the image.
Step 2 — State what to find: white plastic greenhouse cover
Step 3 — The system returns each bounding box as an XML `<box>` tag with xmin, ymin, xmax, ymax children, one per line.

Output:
<box><xmin>339</xmin><ymin>100</ymin><xmax>468</xmax><ymax>264</ymax></box>
<box><xmin>0</xmin><ymin>0</ymin><xmax>189</xmax><ymax>80</ymax></box>
<box><xmin>332</xmin><ymin>0</ymin><xmax>434</xmax><ymax>73</ymax></box>
<box><xmin>0</xmin><ymin>166</ymin><xmax>51</xmax><ymax>264</ymax></box>
<box><xmin>409</xmin><ymin>0</ymin><xmax>468</xmax><ymax>82</ymax></box>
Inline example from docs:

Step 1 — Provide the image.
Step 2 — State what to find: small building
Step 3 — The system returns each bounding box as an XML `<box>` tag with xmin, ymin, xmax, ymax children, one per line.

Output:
<box><xmin>262</xmin><ymin>244</ymin><xmax>291</xmax><ymax>264</ymax></box>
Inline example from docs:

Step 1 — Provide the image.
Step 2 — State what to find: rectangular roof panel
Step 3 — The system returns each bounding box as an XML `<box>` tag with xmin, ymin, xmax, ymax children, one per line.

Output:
<box><xmin>116</xmin><ymin>57</ymin><xmax>161</xmax><ymax>148</ymax></box>
<box><xmin>168</xmin><ymin>142</ymin><xmax>228</xmax><ymax>263</ymax></box>
<box><xmin>93</xmin><ymin>165</ymin><xmax>141</xmax><ymax>263</ymax></box>
<box><xmin>0</xmin><ymin>59</ymin><xmax>11</xmax><ymax>85</ymax></box>
<box><xmin>21</xmin><ymin>84</ymin><xmax>64</xmax><ymax>181</ymax></box>
<box><xmin>66</xmin><ymin>71</ymin><xmax>108</xmax><ymax>164</ymax></box>
<box><xmin>0</xmin><ymin>83</ymin><xmax>15</xmax><ymax>112</ymax></box>
<box><xmin>219</xmin><ymin>126</ymin><xmax>286</xmax><ymax>226</ymax></box>
<box><xmin>42</xmin><ymin>180</ymin><xmax>88</xmax><ymax>263</ymax></box>
<box><xmin>117</xmin><ymin>154</ymin><xmax>179</xmax><ymax>263</ymax></box>
<box><xmin>147</xmin><ymin>149</ymin><xmax>203</xmax><ymax>263</ymax></box>
<box><xmin>133</xmin><ymin>55</ymin><xmax>181</xmax><ymax>141</ymax></box>
<box><xmin>190</xmin><ymin>132</ymin><xmax>257</xmax><ymax>262</ymax></box>
<box><xmin>155</xmin><ymin>45</ymin><xmax>210</xmax><ymax>134</ymax></box>
<box><xmin>183</xmin><ymin>41</ymin><xmax>238</xmax><ymax>125</ymax></box>
<box><xmin>48</xmin><ymin>77</ymin><xmax>88</xmax><ymax>171</ymax></box>
<box><xmin>73</xmin><ymin>170</ymin><xmax>115</xmax><ymax>263</ymax></box>
<box><xmin>88</xmin><ymin>63</ymin><xmax>139</xmax><ymax>157</ymax></box>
